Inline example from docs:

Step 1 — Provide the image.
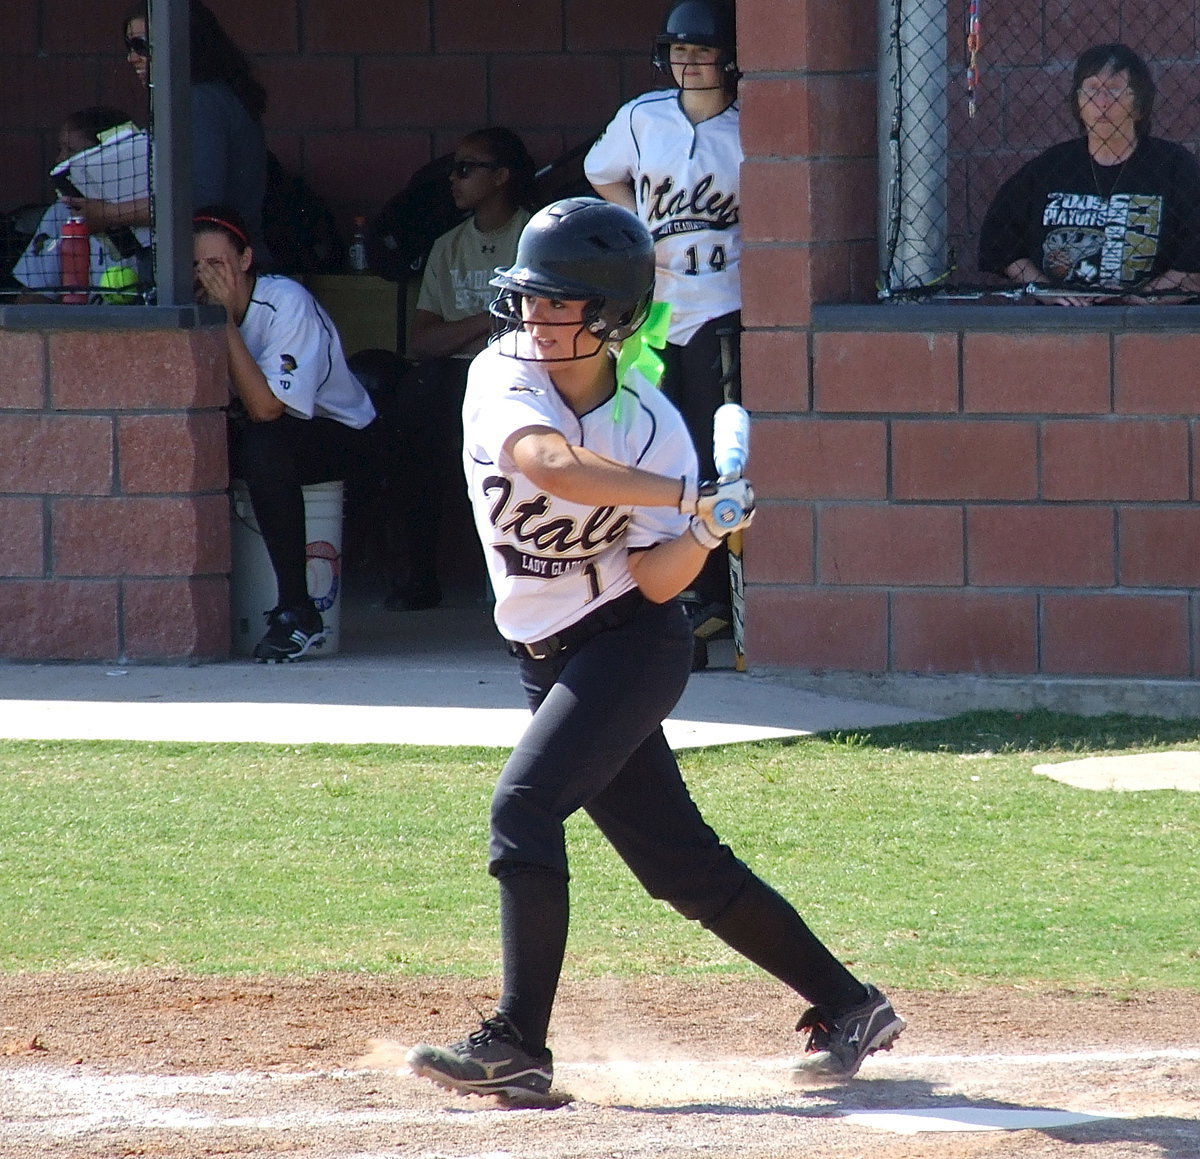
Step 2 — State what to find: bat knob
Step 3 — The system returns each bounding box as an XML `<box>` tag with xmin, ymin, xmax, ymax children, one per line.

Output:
<box><xmin>711</xmin><ymin>496</ymin><xmax>745</xmax><ymax>529</ymax></box>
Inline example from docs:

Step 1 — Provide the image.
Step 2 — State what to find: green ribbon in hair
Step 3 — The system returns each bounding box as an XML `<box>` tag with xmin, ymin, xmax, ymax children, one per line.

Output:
<box><xmin>613</xmin><ymin>300</ymin><xmax>672</xmax><ymax>421</ymax></box>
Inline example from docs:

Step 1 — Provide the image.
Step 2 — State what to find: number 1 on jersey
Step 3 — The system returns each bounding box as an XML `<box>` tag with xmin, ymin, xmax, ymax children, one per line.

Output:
<box><xmin>583</xmin><ymin>561</ymin><xmax>601</xmax><ymax>602</ymax></box>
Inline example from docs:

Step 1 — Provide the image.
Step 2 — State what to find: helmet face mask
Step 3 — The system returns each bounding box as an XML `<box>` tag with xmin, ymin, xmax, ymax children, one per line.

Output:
<box><xmin>489</xmin><ymin>198</ymin><xmax>655</xmax><ymax>363</ymax></box>
<box><xmin>653</xmin><ymin>0</ymin><xmax>739</xmax><ymax>89</ymax></box>
<box><xmin>489</xmin><ymin>290</ymin><xmax>612</xmax><ymax>363</ymax></box>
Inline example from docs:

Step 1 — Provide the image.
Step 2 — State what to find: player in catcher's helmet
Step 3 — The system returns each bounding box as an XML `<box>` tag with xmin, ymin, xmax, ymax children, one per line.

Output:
<box><xmin>653</xmin><ymin>0</ymin><xmax>740</xmax><ymax>88</ymax></box>
<box><xmin>489</xmin><ymin>196</ymin><xmax>655</xmax><ymax>359</ymax></box>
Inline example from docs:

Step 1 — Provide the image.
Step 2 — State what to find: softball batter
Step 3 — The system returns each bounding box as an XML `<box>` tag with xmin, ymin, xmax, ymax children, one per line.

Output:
<box><xmin>405</xmin><ymin>198</ymin><xmax>904</xmax><ymax>1103</ymax></box>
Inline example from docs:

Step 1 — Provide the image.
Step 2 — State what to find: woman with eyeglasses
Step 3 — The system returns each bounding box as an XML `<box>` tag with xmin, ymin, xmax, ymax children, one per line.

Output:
<box><xmin>383</xmin><ymin>127</ymin><xmax>537</xmax><ymax>612</ymax></box>
<box><xmin>978</xmin><ymin>43</ymin><xmax>1200</xmax><ymax>304</ymax></box>
<box><xmin>66</xmin><ymin>2</ymin><xmax>270</xmax><ymax>262</ymax></box>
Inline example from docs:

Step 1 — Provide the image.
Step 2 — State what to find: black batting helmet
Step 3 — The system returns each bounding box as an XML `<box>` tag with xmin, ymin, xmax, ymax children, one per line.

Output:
<box><xmin>653</xmin><ymin>0</ymin><xmax>739</xmax><ymax>86</ymax></box>
<box><xmin>489</xmin><ymin>197</ymin><xmax>655</xmax><ymax>346</ymax></box>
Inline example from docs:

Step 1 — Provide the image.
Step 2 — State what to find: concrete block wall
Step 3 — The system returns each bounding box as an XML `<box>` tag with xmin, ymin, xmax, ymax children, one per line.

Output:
<box><xmin>748</xmin><ymin>317</ymin><xmax>1200</xmax><ymax>679</ymax></box>
<box><xmin>0</xmin><ymin>324</ymin><xmax>231</xmax><ymax>662</ymax></box>
<box><xmin>738</xmin><ymin>0</ymin><xmax>878</xmax><ymax>321</ymax></box>
<box><xmin>8</xmin><ymin>0</ymin><xmax>1200</xmax><ymax>682</ymax></box>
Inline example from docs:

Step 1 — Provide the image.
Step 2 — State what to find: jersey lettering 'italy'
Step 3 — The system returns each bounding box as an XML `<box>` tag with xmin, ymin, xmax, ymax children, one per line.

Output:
<box><xmin>585</xmin><ymin>91</ymin><xmax>742</xmax><ymax>344</ymax></box>
<box><xmin>463</xmin><ymin>343</ymin><xmax>696</xmax><ymax>643</ymax></box>
<box><xmin>1040</xmin><ymin>191</ymin><xmax>1164</xmax><ymax>283</ymax></box>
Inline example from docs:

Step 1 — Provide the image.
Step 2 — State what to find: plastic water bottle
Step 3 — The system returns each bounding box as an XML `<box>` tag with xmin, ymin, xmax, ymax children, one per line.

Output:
<box><xmin>61</xmin><ymin>215</ymin><xmax>91</xmax><ymax>304</ymax></box>
<box><xmin>348</xmin><ymin>215</ymin><xmax>368</xmax><ymax>272</ymax></box>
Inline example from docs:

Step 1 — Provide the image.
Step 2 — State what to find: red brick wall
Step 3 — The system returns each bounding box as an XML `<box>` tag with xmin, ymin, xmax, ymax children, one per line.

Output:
<box><xmin>8</xmin><ymin>0</ymin><xmax>1200</xmax><ymax>680</ymax></box>
<box><xmin>737</xmin><ymin>0</ymin><xmax>1200</xmax><ymax>682</ymax></box>
<box><xmin>0</xmin><ymin>324</ymin><xmax>231</xmax><ymax>661</ymax></box>
<box><xmin>3</xmin><ymin>0</ymin><xmax>662</xmax><ymax>233</ymax></box>
<box><xmin>738</xmin><ymin>0</ymin><xmax>878</xmax><ymax>321</ymax></box>
<box><xmin>748</xmin><ymin>321</ymin><xmax>1200</xmax><ymax>679</ymax></box>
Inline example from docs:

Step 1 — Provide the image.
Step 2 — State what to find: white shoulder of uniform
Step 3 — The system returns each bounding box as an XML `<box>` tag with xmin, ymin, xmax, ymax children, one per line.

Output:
<box><xmin>586</xmin><ymin>91</ymin><xmax>683</xmax><ymax>175</ymax></box>
<box><xmin>626</xmin><ymin>89</ymin><xmax>682</xmax><ymax>113</ymax></box>
<box><xmin>609</xmin><ymin>90</ymin><xmax>684</xmax><ymax>136</ymax></box>
<box><xmin>247</xmin><ymin>273</ymin><xmax>310</xmax><ymax>311</ymax></box>
<box><xmin>615</xmin><ymin>377</ymin><xmax>693</xmax><ymax>463</ymax></box>
<box><xmin>466</xmin><ymin>344</ymin><xmax>551</xmax><ymax>404</ymax></box>
<box><xmin>465</xmin><ymin>345</ymin><xmax>570</xmax><ymax>469</ymax></box>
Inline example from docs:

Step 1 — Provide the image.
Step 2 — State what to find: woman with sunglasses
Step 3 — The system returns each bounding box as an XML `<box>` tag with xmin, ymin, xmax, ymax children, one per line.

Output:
<box><xmin>384</xmin><ymin>127</ymin><xmax>537</xmax><ymax>611</ymax></box>
<box><xmin>979</xmin><ymin>43</ymin><xmax>1200</xmax><ymax>304</ymax></box>
<box><xmin>410</xmin><ymin>128</ymin><xmax>538</xmax><ymax>363</ymax></box>
<box><xmin>66</xmin><ymin>2</ymin><xmax>269</xmax><ymax>262</ymax></box>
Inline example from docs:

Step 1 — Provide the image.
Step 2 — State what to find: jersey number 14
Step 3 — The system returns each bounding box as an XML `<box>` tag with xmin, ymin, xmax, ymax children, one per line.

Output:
<box><xmin>684</xmin><ymin>244</ymin><xmax>727</xmax><ymax>275</ymax></box>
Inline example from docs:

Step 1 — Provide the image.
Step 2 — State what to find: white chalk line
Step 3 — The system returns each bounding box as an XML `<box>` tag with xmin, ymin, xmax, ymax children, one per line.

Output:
<box><xmin>566</xmin><ymin>1047</ymin><xmax>1200</xmax><ymax>1071</ymax></box>
<box><xmin>2</xmin><ymin>1048</ymin><xmax>1197</xmax><ymax>1139</ymax></box>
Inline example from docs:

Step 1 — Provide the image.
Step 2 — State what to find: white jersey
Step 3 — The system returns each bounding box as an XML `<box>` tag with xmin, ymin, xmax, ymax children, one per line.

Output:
<box><xmin>584</xmin><ymin>90</ymin><xmax>742</xmax><ymax>345</ymax></box>
<box><xmin>240</xmin><ymin>275</ymin><xmax>376</xmax><ymax>429</ymax></box>
<box><xmin>463</xmin><ymin>343</ymin><xmax>697</xmax><ymax>643</ymax></box>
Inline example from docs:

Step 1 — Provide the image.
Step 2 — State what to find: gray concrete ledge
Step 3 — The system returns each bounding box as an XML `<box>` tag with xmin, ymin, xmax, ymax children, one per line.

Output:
<box><xmin>811</xmin><ymin>301</ymin><xmax>1200</xmax><ymax>333</ymax></box>
<box><xmin>753</xmin><ymin>669</ymin><xmax>1200</xmax><ymax>722</ymax></box>
<box><xmin>0</xmin><ymin>304</ymin><xmax>224</xmax><ymax>330</ymax></box>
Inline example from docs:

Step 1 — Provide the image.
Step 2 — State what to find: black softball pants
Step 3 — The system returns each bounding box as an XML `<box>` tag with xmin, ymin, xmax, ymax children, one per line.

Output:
<box><xmin>490</xmin><ymin>596</ymin><xmax>866</xmax><ymax>1054</ymax></box>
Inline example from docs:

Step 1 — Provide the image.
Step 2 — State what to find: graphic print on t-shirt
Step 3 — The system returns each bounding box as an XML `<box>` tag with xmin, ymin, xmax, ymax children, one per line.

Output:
<box><xmin>451</xmin><ymin>267</ymin><xmax>496</xmax><ymax>314</ymax></box>
<box><xmin>1041</xmin><ymin>191</ymin><xmax>1163</xmax><ymax>283</ymax></box>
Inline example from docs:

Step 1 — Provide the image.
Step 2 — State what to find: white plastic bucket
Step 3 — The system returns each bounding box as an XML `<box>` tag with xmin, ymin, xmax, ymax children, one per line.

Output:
<box><xmin>230</xmin><ymin>480</ymin><xmax>345</xmax><ymax>657</ymax></box>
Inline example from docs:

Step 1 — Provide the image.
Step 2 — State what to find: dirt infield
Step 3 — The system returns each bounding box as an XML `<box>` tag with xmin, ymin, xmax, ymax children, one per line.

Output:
<box><xmin>2</xmin><ymin>972</ymin><xmax>1198</xmax><ymax>1158</ymax></box>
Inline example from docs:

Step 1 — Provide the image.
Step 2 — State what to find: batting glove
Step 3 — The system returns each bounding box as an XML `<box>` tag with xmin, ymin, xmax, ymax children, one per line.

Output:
<box><xmin>691</xmin><ymin>477</ymin><xmax>755</xmax><ymax>541</ymax></box>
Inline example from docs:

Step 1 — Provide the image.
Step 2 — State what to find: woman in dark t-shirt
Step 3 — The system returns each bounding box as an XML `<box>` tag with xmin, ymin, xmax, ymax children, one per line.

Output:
<box><xmin>978</xmin><ymin>43</ymin><xmax>1200</xmax><ymax>303</ymax></box>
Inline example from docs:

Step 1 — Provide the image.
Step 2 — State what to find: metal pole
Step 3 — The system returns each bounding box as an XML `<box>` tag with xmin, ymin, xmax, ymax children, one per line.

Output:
<box><xmin>877</xmin><ymin>0</ymin><xmax>949</xmax><ymax>292</ymax></box>
<box><xmin>148</xmin><ymin>0</ymin><xmax>193</xmax><ymax>306</ymax></box>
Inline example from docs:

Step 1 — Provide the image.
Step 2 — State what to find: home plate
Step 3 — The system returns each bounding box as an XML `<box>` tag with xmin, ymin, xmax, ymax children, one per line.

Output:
<box><xmin>1033</xmin><ymin>751</ymin><xmax>1200</xmax><ymax>792</ymax></box>
<box><xmin>842</xmin><ymin>1108</ymin><xmax>1115</xmax><ymax>1133</ymax></box>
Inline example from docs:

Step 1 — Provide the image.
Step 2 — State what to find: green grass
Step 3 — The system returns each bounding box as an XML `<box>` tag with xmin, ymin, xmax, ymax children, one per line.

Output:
<box><xmin>1</xmin><ymin>710</ymin><xmax>1197</xmax><ymax>991</ymax></box>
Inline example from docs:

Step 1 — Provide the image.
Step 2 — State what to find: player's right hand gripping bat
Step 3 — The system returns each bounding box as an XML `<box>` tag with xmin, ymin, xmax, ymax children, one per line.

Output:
<box><xmin>712</xmin><ymin>401</ymin><xmax>752</xmax><ymax>671</ymax></box>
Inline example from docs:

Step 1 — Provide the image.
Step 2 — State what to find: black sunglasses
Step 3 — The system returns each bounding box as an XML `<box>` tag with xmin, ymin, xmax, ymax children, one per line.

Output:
<box><xmin>450</xmin><ymin>160</ymin><xmax>501</xmax><ymax>179</ymax></box>
<box><xmin>125</xmin><ymin>35</ymin><xmax>150</xmax><ymax>56</ymax></box>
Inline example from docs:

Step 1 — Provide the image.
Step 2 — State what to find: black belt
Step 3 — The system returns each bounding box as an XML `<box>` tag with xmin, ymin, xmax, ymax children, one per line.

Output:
<box><xmin>508</xmin><ymin>589</ymin><xmax>646</xmax><ymax>660</ymax></box>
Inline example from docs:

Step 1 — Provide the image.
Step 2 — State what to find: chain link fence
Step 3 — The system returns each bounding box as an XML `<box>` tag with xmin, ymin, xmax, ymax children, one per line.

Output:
<box><xmin>3</xmin><ymin>114</ymin><xmax>152</xmax><ymax>304</ymax></box>
<box><xmin>879</xmin><ymin>0</ymin><xmax>1200</xmax><ymax>300</ymax></box>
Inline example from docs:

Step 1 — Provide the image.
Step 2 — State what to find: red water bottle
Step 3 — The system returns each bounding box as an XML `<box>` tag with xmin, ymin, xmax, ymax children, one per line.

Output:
<box><xmin>61</xmin><ymin>215</ymin><xmax>91</xmax><ymax>304</ymax></box>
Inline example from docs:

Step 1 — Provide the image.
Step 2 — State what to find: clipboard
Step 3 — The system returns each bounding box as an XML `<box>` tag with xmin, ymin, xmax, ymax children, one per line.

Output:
<box><xmin>50</xmin><ymin>125</ymin><xmax>152</xmax><ymax>249</ymax></box>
